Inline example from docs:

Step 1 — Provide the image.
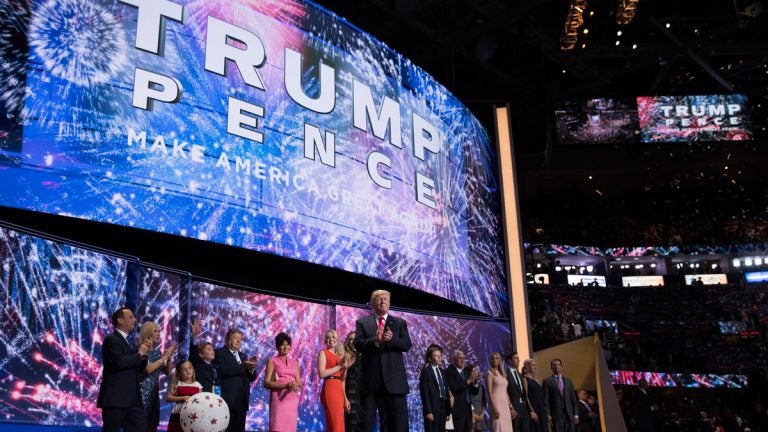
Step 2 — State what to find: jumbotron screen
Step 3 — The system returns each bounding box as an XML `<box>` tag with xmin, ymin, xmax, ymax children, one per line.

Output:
<box><xmin>637</xmin><ymin>94</ymin><xmax>752</xmax><ymax>142</ymax></box>
<box><xmin>0</xmin><ymin>0</ymin><xmax>507</xmax><ymax>317</ymax></box>
<box><xmin>611</xmin><ymin>370</ymin><xmax>748</xmax><ymax>389</ymax></box>
<box><xmin>554</xmin><ymin>98</ymin><xmax>639</xmax><ymax>144</ymax></box>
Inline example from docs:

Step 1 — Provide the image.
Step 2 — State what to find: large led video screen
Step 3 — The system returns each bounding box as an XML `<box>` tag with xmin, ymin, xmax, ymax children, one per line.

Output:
<box><xmin>190</xmin><ymin>282</ymin><xmax>332</xmax><ymax>431</ymax></box>
<box><xmin>611</xmin><ymin>370</ymin><xmax>748</xmax><ymax>389</ymax></box>
<box><xmin>335</xmin><ymin>304</ymin><xmax>512</xmax><ymax>432</ymax></box>
<box><xmin>621</xmin><ymin>275</ymin><xmax>664</xmax><ymax>287</ymax></box>
<box><xmin>567</xmin><ymin>275</ymin><xmax>606</xmax><ymax>287</ymax></box>
<box><xmin>684</xmin><ymin>273</ymin><xmax>728</xmax><ymax>286</ymax></box>
<box><xmin>745</xmin><ymin>271</ymin><xmax>768</xmax><ymax>283</ymax></box>
<box><xmin>0</xmin><ymin>225</ymin><xmax>128</xmax><ymax>427</ymax></box>
<box><xmin>554</xmin><ymin>98</ymin><xmax>639</xmax><ymax>144</ymax></box>
<box><xmin>0</xmin><ymin>0</ymin><xmax>507</xmax><ymax>317</ymax></box>
<box><xmin>637</xmin><ymin>94</ymin><xmax>752</xmax><ymax>142</ymax></box>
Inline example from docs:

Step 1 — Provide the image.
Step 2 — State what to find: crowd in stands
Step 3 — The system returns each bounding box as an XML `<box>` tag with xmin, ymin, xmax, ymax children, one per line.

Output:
<box><xmin>526</xmin><ymin>281</ymin><xmax>768</xmax><ymax>431</ymax></box>
<box><xmin>522</xmin><ymin>175</ymin><xmax>768</xmax><ymax>248</ymax></box>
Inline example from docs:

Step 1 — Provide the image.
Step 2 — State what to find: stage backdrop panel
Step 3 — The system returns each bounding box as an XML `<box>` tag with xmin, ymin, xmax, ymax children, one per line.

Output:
<box><xmin>134</xmin><ymin>265</ymin><xmax>185</xmax><ymax>429</ymax></box>
<box><xmin>190</xmin><ymin>281</ymin><xmax>332</xmax><ymax>431</ymax></box>
<box><xmin>0</xmin><ymin>225</ymin><xmax>129</xmax><ymax>427</ymax></box>
<box><xmin>0</xmin><ymin>0</ymin><xmax>507</xmax><ymax>317</ymax></box>
<box><xmin>335</xmin><ymin>304</ymin><xmax>512</xmax><ymax>432</ymax></box>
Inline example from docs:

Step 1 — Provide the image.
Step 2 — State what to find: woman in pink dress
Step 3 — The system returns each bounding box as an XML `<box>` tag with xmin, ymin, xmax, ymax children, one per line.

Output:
<box><xmin>264</xmin><ymin>332</ymin><xmax>301</xmax><ymax>432</ymax></box>
<box><xmin>487</xmin><ymin>352</ymin><xmax>513</xmax><ymax>432</ymax></box>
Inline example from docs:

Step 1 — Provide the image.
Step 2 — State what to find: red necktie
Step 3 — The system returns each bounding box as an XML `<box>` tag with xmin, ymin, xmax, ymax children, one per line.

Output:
<box><xmin>378</xmin><ymin>316</ymin><xmax>384</xmax><ymax>328</ymax></box>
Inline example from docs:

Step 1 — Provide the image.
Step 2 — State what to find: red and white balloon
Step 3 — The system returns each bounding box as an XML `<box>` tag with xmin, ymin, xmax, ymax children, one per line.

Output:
<box><xmin>179</xmin><ymin>392</ymin><xmax>230</xmax><ymax>432</ymax></box>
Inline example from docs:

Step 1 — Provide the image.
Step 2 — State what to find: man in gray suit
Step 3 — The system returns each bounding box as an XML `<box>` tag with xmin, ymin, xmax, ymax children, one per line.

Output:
<box><xmin>542</xmin><ymin>358</ymin><xmax>579</xmax><ymax>432</ymax></box>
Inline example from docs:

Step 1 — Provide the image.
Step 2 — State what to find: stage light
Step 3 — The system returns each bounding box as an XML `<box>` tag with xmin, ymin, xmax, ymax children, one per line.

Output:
<box><xmin>536</xmin><ymin>263</ymin><xmax>542</xmax><ymax>268</ymax></box>
<box><xmin>650</xmin><ymin>263</ymin><xmax>656</xmax><ymax>268</ymax></box>
<box><xmin>617</xmin><ymin>30</ymin><xmax>622</xmax><ymax>36</ymax></box>
<box><xmin>586</xmin><ymin>265</ymin><xmax>594</xmax><ymax>272</ymax></box>
<box><xmin>582</xmin><ymin>43</ymin><xmax>587</xmax><ymax>49</ymax></box>
<box><xmin>689</xmin><ymin>263</ymin><xmax>695</xmax><ymax>268</ymax></box>
<box><xmin>562</xmin><ymin>69</ymin><xmax>567</xmax><ymax>73</ymax></box>
<box><xmin>579</xmin><ymin>267</ymin><xmax>586</xmax><ymax>274</ymax></box>
<box><xmin>556</xmin><ymin>266</ymin><xmax>562</xmax><ymax>271</ymax></box>
<box><xmin>733</xmin><ymin>259</ymin><xmax>741</xmax><ymax>267</ymax></box>
<box><xmin>615</xmin><ymin>40</ymin><xmax>621</xmax><ymax>46</ymax></box>
<box><xmin>583</xmin><ymin>28</ymin><xmax>589</xmax><ymax>34</ymax></box>
<box><xmin>635</xmin><ymin>264</ymin><xmax>643</xmax><ymax>269</ymax></box>
<box><xmin>632</xmin><ymin>44</ymin><xmax>638</xmax><ymax>49</ymax></box>
<box><xmin>756</xmin><ymin>258</ymin><xmax>763</xmax><ymax>266</ymax></box>
<box><xmin>712</xmin><ymin>264</ymin><xmax>718</xmax><ymax>269</ymax></box>
<box><xmin>666</xmin><ymin>23</ymin><xmax>671</xmax><ymax>28</ymax></box>
<box><xmin>745</xmin><ymin>258</ymin><xmax>753</xmax><ymax>266</ymax></box>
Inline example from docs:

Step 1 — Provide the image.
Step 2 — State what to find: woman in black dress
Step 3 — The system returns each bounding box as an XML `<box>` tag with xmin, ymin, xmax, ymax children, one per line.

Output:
<box><xmin>523</xmin><ymin>359</ymin><xmax>545</xmax><ymax>432</ymax></box>
<box><xmin>342</xmin><ymin>331</ymin><xmax>363</xmax><ymax>432</ymax></box>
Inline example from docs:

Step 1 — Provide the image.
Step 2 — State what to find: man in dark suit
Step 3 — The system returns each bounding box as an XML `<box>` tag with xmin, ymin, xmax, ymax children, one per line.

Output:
<box><xmin>97</xmin><ymin>307</ymin><xmax>150</xmax><ymax>432</ymax></box>
<box><xmin>213</xmin><ymin>328</ymin><xmax>257</xmax><ymax>432</ymax></box>
<box><xmin>189</xmin><ymin>319</ymin><xmax>219</xmax><ymax>393</ymax></box>
<box><xmin>576</xmin><ymin>390</ymin><xmax>597</xmax><ymax>432</ymax></box>
<box><xmin>419</xmin><ymin>344</ymin><xmax>451</xmax><ymax>432</ymax></box>
<box><xmin>354</xmin><ymin>289</ymin><xmax>412</xmax><ymax>432</ymax></box>
<box><xmin>444</xmin><ymin>350</ymin><xmax>472</xmax><ymax>432</ymax></box>
<box><xmin>506</xmin><ymin>352</ymin><xmax>530</xmax><ymax>432</ymax></box>
<box><xmin>633</xmin><ymin>378</ymin><xmax>655</xmax><ymax>432</ymax></box>
<box><xmin>542</xmin><ymin>358</ymin><xmax>578</xmax><ymax>432</ymax></box>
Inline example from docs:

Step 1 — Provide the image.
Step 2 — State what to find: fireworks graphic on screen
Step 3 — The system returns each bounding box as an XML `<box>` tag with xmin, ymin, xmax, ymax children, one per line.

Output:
<box><xmin>29</xmin><ymin>0</ymin><xmax>129</xmax><ymax>87</ymax></box>
<box><xmin>0</xmin><ymin>225</ymin><xmax>128</xmax><ymax>426</ymax></box>
<box><xmin>191</xmin><ymin>281</ymin><xmax>332</xmax><ymax>431</ymax></box>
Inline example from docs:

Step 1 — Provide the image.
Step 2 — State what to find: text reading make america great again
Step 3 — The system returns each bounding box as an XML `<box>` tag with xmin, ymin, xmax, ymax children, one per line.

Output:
<box><xmin>121</xmin><ymin>0</ymin><xmax>445</xmax><ymax>210</ymax></box>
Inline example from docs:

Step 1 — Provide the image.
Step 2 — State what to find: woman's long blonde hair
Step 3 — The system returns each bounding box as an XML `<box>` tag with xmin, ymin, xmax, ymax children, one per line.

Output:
<box><xmin>489</xmin><ymin>352</ymin><xmax>506</xmax><ymax>378</ymax></box>
<box><xmin>138</xmin><ymin>321</ymin><xmax>159</xmax><ymax>346</ymax></box>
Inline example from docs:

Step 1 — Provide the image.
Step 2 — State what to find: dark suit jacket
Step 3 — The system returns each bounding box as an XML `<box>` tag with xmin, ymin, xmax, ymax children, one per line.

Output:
<box><xmin>354</xmin><ymin>314</ymin><xmax>412</xmax><ymax>395</ymax></box>
<box><xmin>419</xmin><ymin>366</ymin><xmax>451</xmax><ymax>417</ymax></box>
<box><xmin>633</xmin><ymin>388</ymin><xmax>654</xmax><ymax>432</ymax></box>
<box><xmin>506</xmin><ymin>366</ymin><xmax>529</xmax><ymax>417</ymax></box>
<box><xmin>542</xmin><ymin>375</ymin><xmax>578</xmax><ymax>424</ymax></box>
<box><xmin>189</xmin><ymin>340</ymin><xmax>218</xmax><ymax>393</ymax></box>
<box><xmin>97</xmin><ymin>331</ymin><xmax>147</xmax><ymax>408</ymax></box>
<box><xmin>577</xmin><ymin>400</ymin><xmax>596</xmax><ymax>432</ymax></box>
<box><xmin>213</xmin><ymin>347</ymin><xmax>257</xmax><ymax>412</ymax></box>
<box><xmin>444</xmin><ymin>365</ymin><xmax>471</xmax><ymax>418</ymax></box>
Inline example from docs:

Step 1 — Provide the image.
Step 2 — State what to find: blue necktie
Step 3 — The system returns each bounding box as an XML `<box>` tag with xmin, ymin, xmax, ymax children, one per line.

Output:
<box><xmin>436</xmin><ymin>368</ymin><xmax>446</xmax><ymax>399</ymax></box>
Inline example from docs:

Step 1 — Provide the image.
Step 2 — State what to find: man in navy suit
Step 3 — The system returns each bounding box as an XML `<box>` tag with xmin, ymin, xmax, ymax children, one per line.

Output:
<box><xmin>419</xmin><ymin>344</ymin><xmax>451</xmax><ymax>432</ymax></box>
<box><xmin>213</xmin><ymin>328</ymin><xmax>257</xmax><ymax>432</ymax></box>
<box><xmin>189</xmin><ymin>319</ymin><xmax>219</xmax><ymax>393</ymax></box>
<box><xmin>542</xmin><ymin>358</ymin><xmax>579</xmax><ymax>432</ymax></box>
<box><xmin>506</xmin><ymin>352</ymin><xmax>530</xmax><ymax>432</ymax></box>
<box><xmin>355</xmin><ymin>289</ymin><xmax>412</xmax><ymax>432</ymax></box>
<box><xmin>97</xmin><ymin>307</ymin><xmax>150</xmax><ymax>432</ymax></box>
<box><xmin>445</xmin><ymin>350</ymin><xmax>472</xmax><ymax>432</ymax></box>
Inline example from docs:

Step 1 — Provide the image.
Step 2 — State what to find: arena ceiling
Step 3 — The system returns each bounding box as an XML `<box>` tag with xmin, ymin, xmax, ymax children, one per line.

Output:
<box><xmin>314</xmin><ymin>0</ymin><xmax>768</xmax><ymax>246</ymax></box>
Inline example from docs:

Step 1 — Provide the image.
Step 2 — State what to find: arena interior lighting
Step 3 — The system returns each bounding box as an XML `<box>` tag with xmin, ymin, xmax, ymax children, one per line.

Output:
<box><xmin>617</xmin><ymin>0</ymin><xmax>641</xmax><ymax>25</ymax></box>
<box><xmin>561</xmin><ymin>0</ymin><xmax>588</xmax><ymax>50</ymax></box>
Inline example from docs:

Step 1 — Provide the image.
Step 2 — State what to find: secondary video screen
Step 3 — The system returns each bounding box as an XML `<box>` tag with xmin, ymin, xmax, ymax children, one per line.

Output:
<box><xmin>555</xmin><ymin>98</ymin><xmax>639</xmax><ymax>144</ymax></box>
